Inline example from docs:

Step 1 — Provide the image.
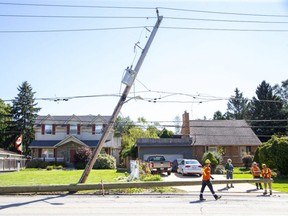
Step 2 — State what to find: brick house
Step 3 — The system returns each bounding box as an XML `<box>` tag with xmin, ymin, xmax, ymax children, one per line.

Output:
<box><xmin>181</xmin><ymin>111</ymin><xmax>261</xmax><ymax>166</ymax></box>
<box><xmin>29</xmin><ymin>114</ymin><xmax>121</xmax><ymax>165</ymax></box>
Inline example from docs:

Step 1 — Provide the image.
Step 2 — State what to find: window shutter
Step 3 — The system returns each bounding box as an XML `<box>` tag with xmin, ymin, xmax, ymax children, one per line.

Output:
<box><xmin>77</xmin><ymin>124</ymin><xmax>81</xmax><ymax>135</ymax></box>
<box><xmin>92</xmin><ymin>124</ymin><xmax>96</xmax><ymax>135</ymax></box>
<box><xmin>52</xmin><ymin>124</ymin><xmax>56</xmax><ymax>135</ymax></box>
<box><xmin>41</xmin><ymin>124</ymin><xmax>45</xmax><ymax>135</ymax></box>
<box><xmin>67</xmin><ymin>124</ymin><xmax>70</xmax><ymax>135</ymax></box>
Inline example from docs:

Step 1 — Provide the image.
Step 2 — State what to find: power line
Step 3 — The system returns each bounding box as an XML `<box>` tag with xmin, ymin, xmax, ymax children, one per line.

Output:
<box><xmin>0</xmin><ymin>14</ymin><xmax>156</xmax><ymax>19</ymax></box>
<box><xmin>2</xmin><ymin>14</ymin><xmax>288</xmax><ymax>25</ymax></box>
<box><xmin>0</xmin><ymin>26</ymin><xmax>151</xmax><ymax>33</ymax></box>
<box><xmin>0</xmin><ymin>2</ymin><xmax>154</xmax><ymax>10</ymax></box>
<box><xmin>1</xmin><ymin>2</ymin><xmax>287</xmax><ymax>18</ymax></box>
<box><xmin>158</xmin><ymin>6</ymin><xmax>288</xmax><ymax>18</ymax></box>
<box><xmin>161</xmin><ymin>26</ymin><xmax>288</xmax><ymax>32</ymax></box>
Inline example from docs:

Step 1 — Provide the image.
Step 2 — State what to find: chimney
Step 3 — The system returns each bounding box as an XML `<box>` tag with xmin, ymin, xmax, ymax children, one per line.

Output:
<box><xmin>181</xmin><ymin>111</ymin><xmax>190</xmax><ymax>137</ymax></box>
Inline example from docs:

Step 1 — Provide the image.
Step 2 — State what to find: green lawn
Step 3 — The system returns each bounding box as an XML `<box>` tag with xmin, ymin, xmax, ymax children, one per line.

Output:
<box><xmin>0</xmin><ymin>169</ymin><xmax>126</xmax><ymax>186</ymax></box>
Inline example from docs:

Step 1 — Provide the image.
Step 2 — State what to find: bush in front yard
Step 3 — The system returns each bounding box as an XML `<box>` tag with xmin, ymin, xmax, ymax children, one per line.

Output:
<box><xmin>26</xmin><ymin>159</ymin><xmax>49</xmax><ymax>169</ymax></box>
<box><xmin>74</xmin><ymin>147</ymin><xmax>92</xmax><ymax>169</ymax></box>
<box><xmin>93</xmin><ymin>154</ymin><xmax>116</xmax><ymax>169</ymax></box>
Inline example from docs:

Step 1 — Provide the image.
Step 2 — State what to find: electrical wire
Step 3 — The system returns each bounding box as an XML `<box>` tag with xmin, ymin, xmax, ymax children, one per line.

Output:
<box><xmin>0</xmin><ymin>26</ymin><xmax>151</xmax><ymax>33</ymax></box>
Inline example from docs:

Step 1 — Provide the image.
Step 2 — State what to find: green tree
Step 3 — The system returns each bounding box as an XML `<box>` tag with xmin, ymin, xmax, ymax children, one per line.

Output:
<box><xmin>114</xmin><ymin>116</ymin><xmax>135</xmax><ymax>137</ymax></box>
<box><xmin>257</xmin><ymin>136</ymin><xmax>288</xmax><ymax>175</ymax></box>
<box><xmin>120</xmin><ymin>124</ymin><xmax>159</xmax><ymax>159</ymax></box>
<box><xmin>213</xmin><ymin>110</ymin><xmax>227</xmax><ymax>120</ymax></box>
<box><xmin>158</xmin><ymin>128</ymin><xmax>174</xmax><ymax>138</ymax></box>
<box><xmin>11</xmin><ymin>81</ymin><xmax>41</xmax><ymax>154</ymax></box>
<box><xmin>249</xmin><ymin>81</ymin><xmax>285</xmax><ymax>142</ymax></box>
<box><xmin>0</xmin><ymin>99</ymin><xmax>12</xmax><ymax>148</ymax></box>
<box><xmin>226</xmin><ymin>88</ymin><xmax>249</xmax><ymax>120</ymax></box>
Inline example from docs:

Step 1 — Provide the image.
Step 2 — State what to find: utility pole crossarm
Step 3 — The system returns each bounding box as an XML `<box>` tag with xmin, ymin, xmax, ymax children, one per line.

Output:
<box><xmin>78</xmin><ymin>15</ymin><xmax>163</xmax><ymax>184</ymax></box>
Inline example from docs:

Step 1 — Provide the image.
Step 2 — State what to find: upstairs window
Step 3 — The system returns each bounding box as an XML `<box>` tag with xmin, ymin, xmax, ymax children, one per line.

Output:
<box><xmin>45</xmin><ymin>124</ymin><xmax>52</xmax><ymax>134</ymax></box>
<box><xmin>95</xmin><ymin>124</ymin><xmax>103</xmax><ymax>134</ymax></box>
<box><xmin>70</xmin><ymin>125</ymin><xmax>77</xmax><ymax>135</ymax></box>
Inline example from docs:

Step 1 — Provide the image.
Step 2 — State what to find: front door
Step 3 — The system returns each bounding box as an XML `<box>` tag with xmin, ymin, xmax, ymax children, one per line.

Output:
<box><xmin>70</xmin><ymin>149</ymin><xmax>76</xmax><ymax>163</ymax></box>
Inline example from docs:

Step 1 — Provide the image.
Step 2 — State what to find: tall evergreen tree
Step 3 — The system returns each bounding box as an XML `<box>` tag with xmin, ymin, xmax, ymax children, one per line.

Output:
<box><xmin>226</xmin><ymin>88</ymin><xmax>249</xmax><ymax>120</ymax></box>
<box><xmin>249</xmin><ymin>81</ymin><xmax>285</xmax><ymax>142</ymax></box>
<box><xmin>11</xmin><ymin>81</ymin><xmax>41</xmax><ymax>154</ymax></box>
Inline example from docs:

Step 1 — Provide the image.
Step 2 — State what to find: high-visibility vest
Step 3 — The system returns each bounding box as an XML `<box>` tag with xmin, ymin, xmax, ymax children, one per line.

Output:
<box><xmin>202</xmin><ymin>166</ymin><xmax>211</xmax><ymax>181</ymax></box>
<box><xmin>262</xmin><ymin>168</ymin><xmax>271</xmax><ymax>178</ymax></box>
<box><xmin>251</xmin><ymin>166</ymin><xmax>261</xmax><ymax>176</ymax></box>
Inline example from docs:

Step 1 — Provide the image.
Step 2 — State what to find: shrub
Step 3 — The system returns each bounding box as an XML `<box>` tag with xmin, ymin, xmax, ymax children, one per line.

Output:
<box><xmin>74</xmin><ymin>147</ymin><xmax>92</xmax><ymax>169</ymax></box>
<box><xmin>46</xmin><ymin>166</ymin><xmax>53</xmax><ymax>171</ymax></box>
<box><xmin>93</xmin><ymin>154</ymin><xmax>116</xmax><ymax>169</ymax></box>
<box><xmin>242</xmin><ymin>154</ymin><xmax>253</xmax><ymax>168</ymax></box>
<box><xmin>26</xmin><ymin>159</ymin><xmax>49</xmax><ymax>169</ymax></box>
<box><xmin>140</xmin><ymin>174</ymin><xmax>162</xmax><ymax>181</ymax></box>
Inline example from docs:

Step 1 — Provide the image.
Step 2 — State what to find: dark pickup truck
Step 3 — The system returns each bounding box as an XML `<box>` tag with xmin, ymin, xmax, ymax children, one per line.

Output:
<box><xmin>146</xmin><ymin>155</ymin><xmax>172</xmax><ymax>175</ymax></box>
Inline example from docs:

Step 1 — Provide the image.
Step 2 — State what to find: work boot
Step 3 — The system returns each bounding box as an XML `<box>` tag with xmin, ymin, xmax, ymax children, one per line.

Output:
<box><xmin>269</xmin><ymin>191</ymin><xmax>272</xmax><ymax>195</ymax></box>
<box><xmin>199</xmin><ymin>194</ymin><xmax>206</xmax><ymax>201</ymax></box>
<box><xmin>230</xmin><ymin>185</ymin><xmax>234</xmax><ymax>188</ymax></box>
<box><xmin>214</xmin><ymin>194</ymin><xmax>221</xmax><ymax>200</ymax></box>
<box><xmin>263</xmin><ymin>191</ymin><xmax>267</xmax><ymax>195</ymax></box>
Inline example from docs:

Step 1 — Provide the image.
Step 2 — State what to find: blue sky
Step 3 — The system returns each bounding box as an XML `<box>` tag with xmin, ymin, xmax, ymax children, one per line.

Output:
<box><xmin>1</xmin><ymin>0</ymin><xmax>288</xmax><ymax>124</ymax></box>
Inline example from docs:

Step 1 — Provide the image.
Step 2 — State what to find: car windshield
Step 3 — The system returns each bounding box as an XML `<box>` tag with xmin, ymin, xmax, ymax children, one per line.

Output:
<box><xmin>148</xmin><ymin>156</ymin><xmax>165</xmax><ymax>161</ymax></box>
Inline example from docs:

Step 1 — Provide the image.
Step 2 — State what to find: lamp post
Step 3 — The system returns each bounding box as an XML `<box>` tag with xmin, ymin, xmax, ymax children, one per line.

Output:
<box><xmin>78</xmin><ymin>15</ymin><xmax>163</xmax><ymax>184</ymax></box>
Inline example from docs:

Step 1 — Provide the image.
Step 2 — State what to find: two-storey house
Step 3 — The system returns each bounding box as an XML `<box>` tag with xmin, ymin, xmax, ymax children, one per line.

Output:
<box><xmin>29</xmin><ymin>114</ymin><xmax>121</xmax><ymax>165</ymax></box>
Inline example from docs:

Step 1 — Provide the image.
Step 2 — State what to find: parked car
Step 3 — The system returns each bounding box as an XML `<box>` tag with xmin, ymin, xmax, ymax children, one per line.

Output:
<box><xmin>177</xmin><ymin>159</ymin><xmax>202</xmax><ymax>176</ymax></box>
<box><xmin>172</xmin><ymin>159</ymin><xmax>182</xmax><ymax>172</ymax></box>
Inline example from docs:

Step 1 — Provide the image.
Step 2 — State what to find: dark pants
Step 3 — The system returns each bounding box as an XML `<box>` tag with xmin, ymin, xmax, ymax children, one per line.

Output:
<box><xmin>200</xmin><ymin>180</ymin><xmax>215</xmax><ymax>196</ymax></box>
<box><xmin>253</xmin><ymin>176</ymin><xmax>262</xmax><ymax>189</ymax></box>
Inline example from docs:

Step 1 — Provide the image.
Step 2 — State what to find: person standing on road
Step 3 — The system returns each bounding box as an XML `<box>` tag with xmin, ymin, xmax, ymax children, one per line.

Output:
<box><xmin>199</xmin><ymin>159</ymin><xmax>221</xmax><ymax>201</ymax></box>
<box><xmin>225</xmin><ymin>158</ymin><xmax>234</xmax><ymax>189</ymax></box>
<box><xmin>261</xmin><ymin>164</ymin><xmax>272</xmax><ymax>195</ymax></box>
<box><xmin>250</xmin><ymin>162</ymin><xmax>263</xmax><ymax>190</ymax></box>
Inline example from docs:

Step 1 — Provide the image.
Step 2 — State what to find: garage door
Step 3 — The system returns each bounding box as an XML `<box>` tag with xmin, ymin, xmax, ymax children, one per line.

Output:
<box><xmin>143</xmin><ymin>154</ymin><xmax>183</xmax><ymax>162</ymax></box>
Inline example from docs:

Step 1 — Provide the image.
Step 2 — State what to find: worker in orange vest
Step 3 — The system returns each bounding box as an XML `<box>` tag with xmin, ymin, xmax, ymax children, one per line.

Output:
<box><xmin>262</xmin><ymin>164</ymin><xmax>272</xmax><ymax>195</ymax></box>
<box><xmin>199</xmin><ymin>159</ymin><xmax>221</xmax><ymax>201</ymax></box>
<box><xmin>250</xmin><ymin>162</ymin><xmax>263</xmax><ymax>190</ymax></box>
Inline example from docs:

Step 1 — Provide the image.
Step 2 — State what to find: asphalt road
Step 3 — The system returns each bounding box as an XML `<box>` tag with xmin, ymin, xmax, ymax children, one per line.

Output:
<box><xmin>0</xmin><ymin>173</ymin><xmax>287</xmax><ymax>216</ymax></box>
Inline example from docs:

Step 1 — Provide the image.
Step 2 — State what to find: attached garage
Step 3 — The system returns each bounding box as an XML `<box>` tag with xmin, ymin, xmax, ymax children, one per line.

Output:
<box><xmin>137</xmin><ymin>138</ymin><xmax>193</xmax><ymax>162</ymax></box>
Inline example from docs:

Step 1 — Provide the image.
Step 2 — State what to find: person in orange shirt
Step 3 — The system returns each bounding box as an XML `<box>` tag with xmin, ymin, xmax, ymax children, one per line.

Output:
<box><xmin>250</xmin><ymin>162</ymin><xmax>263</xmax><ymax>190</ymax></box>
<box><xmin>199</xmin><ymin>159</ymin><xmax>221</xmax><ymax>201</ymax></box>
<box><xmin>262</xmin><ymin>164</ymin><xmax>272</xmax><ymax>195</ymax></box>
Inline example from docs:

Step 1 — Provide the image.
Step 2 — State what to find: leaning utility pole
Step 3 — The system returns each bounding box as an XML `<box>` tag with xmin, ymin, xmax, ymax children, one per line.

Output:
<box><xmin>78</xmin><ymin>14</ymin><xmax>163</xmax><ymax>184</ymax></box>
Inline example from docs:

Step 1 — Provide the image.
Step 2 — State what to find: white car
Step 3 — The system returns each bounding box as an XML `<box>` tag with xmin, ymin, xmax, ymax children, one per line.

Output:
<box><xmin>177</xmin><ymin>159</ymin><xmax>203</xmax><ymax>176</ymax></box>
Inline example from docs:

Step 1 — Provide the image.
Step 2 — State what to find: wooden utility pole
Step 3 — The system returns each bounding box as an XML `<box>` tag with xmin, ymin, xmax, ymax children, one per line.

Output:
<box><xmin>78</xmin><ymin>14</ymin><xmax>163</xmax><ymax>184</ymax></box>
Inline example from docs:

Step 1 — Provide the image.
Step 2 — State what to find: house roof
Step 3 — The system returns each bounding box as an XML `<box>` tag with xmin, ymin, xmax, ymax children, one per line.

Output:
<box><xmin>0</xmin><ymin>148</ymin><xmax>24</xmax><ymax>157</ymax></box>
<box><xmin>35</xmin><ymin>114</ymin><xmax>111</xmax><ymax>125</ymax></box>
<box><xmin>137</xmin><ymin>138</ymin><xmax>192</xmax><ymax>147</ymax></box>
<box><xmin>189</xmin><ymin>120</ymin><xmax>261</xmax><ymax>146</ymax></box>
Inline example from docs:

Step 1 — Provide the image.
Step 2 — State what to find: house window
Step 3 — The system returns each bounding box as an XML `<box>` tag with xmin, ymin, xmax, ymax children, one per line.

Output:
<box><xmin>70</xmin><ymin>125</ymin><xmax>77</xmax><ymax>135</ymax></box>
<box><xmin>41</xmin><ymin>149</ymin><xmax>54</xmax><ymax>158</ymax></box>
<box><xmin>207</xmin><ymin>146</ymin><xmax>217</xmax><ymax>152</ymax></box>
<box><xmin>246</xmin><ymin>146</ymin><xmax>252</xmax><ymax>154</ymax></box>
<box><xmin>45</xmin><ymin>124</ymin><xmax>52</xmax><ymax>134</ymax></box>
<box><xmin>95</xmin><ymin>124</ymin><xmax>103</xmax><ymax>134</ymax></box>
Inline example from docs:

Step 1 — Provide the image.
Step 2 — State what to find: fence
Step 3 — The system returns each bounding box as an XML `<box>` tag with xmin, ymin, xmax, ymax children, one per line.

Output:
<box><xmin>0</xmin><ymin>158</ymin><xmax>26</xmax><ymax>171</ymax></box>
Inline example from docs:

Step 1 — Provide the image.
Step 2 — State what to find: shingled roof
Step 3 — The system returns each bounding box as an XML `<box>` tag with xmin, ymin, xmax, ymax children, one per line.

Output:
<box><xmin>190</xmin><ymin>120</ymin><xmax>261</xmax><ymax>146</ymax></box>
